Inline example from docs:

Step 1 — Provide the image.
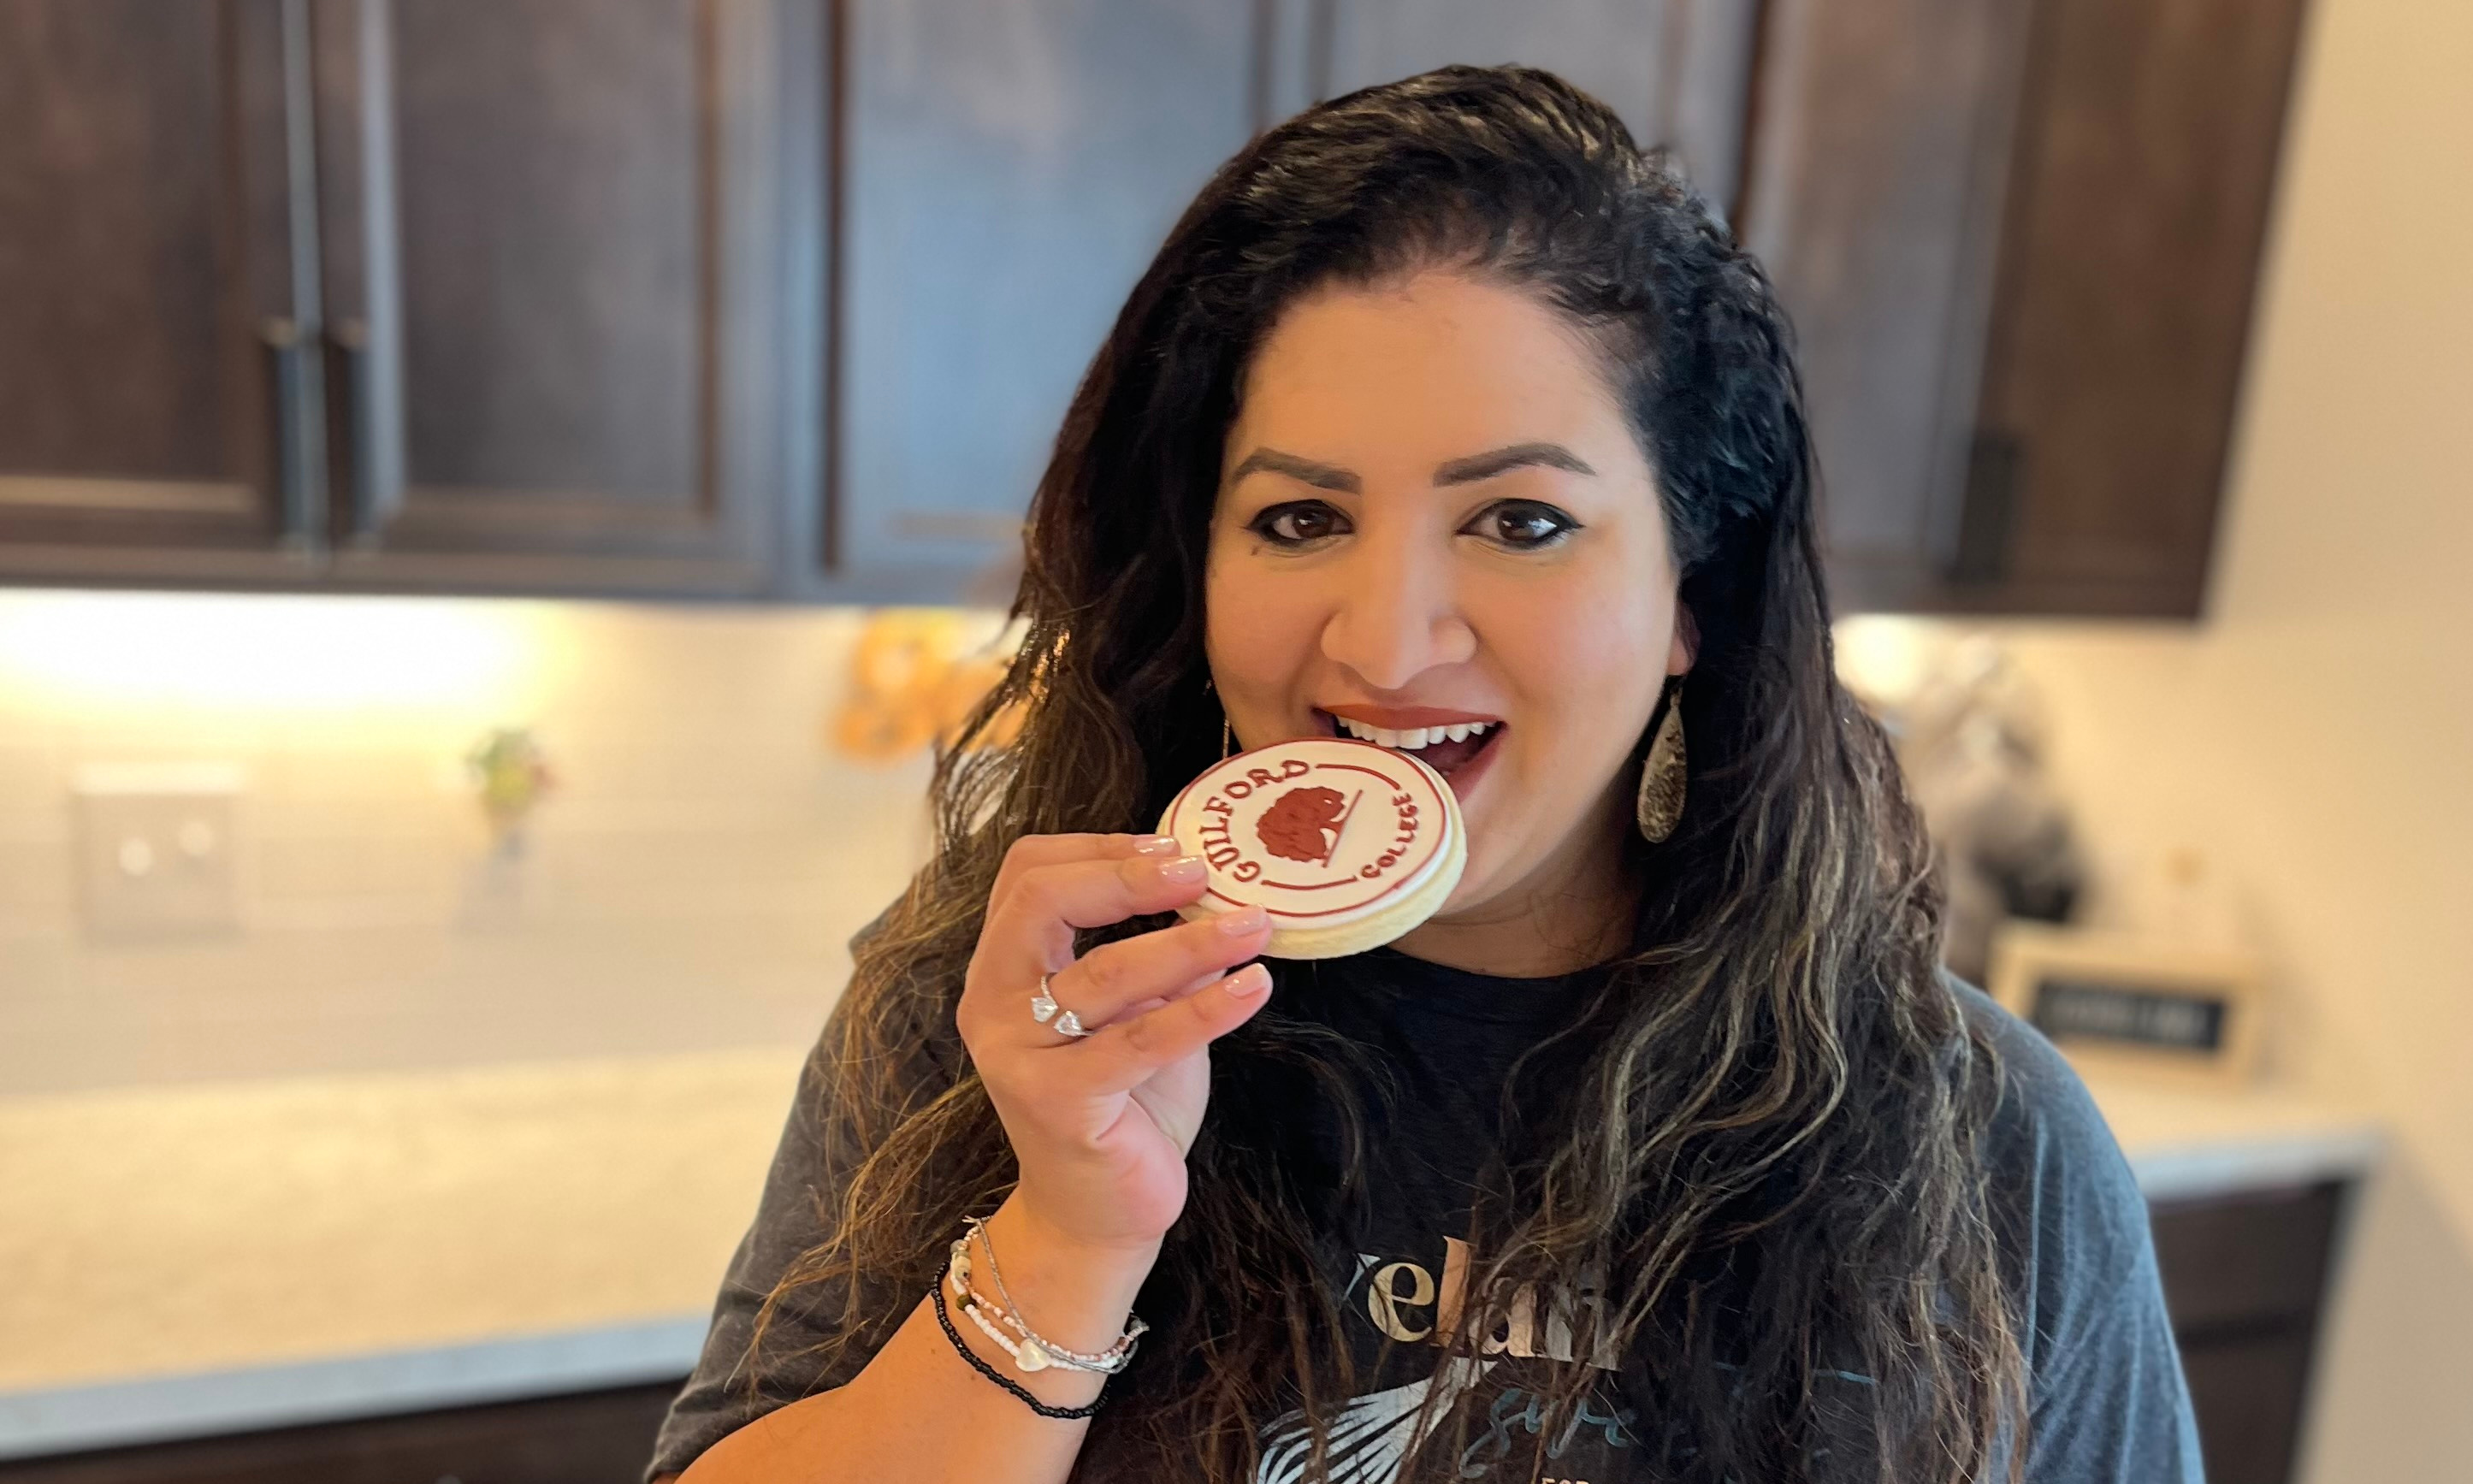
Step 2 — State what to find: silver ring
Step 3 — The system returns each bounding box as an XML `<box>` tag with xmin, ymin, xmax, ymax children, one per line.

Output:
<box><xmin>1030</xmin><ymin>973</ymin><xmax>1092</xmax><ymax>1038</ymax></box>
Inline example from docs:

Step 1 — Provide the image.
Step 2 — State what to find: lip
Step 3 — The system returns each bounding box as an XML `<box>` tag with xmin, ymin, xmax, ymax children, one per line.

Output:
<box><xmin>1438</xmin><ymin>724</ymin><xmax>1504</xmax><ymax>802</ymax></box>
<box><xmin>1319</xmin><ymin>702</ymin><xmax>1506</xmax><ymax>729</ymax></box>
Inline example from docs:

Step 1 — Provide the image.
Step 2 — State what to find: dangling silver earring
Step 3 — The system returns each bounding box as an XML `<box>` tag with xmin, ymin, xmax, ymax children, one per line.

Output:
<box><xmin>1205</xmin><ymin>676</ymin><xmax>1234</xmax><ymax>759</ymax></box>
<box><xmin>1635</xmin><ymin>681</ymin><xmax>1687</xmax><ymax>843</ymax></box>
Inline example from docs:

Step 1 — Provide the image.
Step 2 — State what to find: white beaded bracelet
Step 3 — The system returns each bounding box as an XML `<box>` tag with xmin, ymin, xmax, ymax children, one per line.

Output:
<box><xmin>964</xmin><ymin>1218</ymin><xmax>1149</xmax><ymax>1371</ymax></box>
<box><xmin>944</xmin><ymin>1221</ymin><xmax>1146</xmax><ymax>1375</ymax></box>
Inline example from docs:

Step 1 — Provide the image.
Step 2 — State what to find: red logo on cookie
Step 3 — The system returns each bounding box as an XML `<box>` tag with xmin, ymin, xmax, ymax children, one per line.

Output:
<box><xmin>1160</xmin><ymin>738</ymin><xmax>1464</xmax><ymax>951</ymax></box>
<box><xmin>1256</xmin><ymin>786</ymin><xmax>1349</xmax><ymax>864</ymax></box>
<box><xmin>1169</xmin><ymin>740</ymin><xmax>1452</xmax><ymax>919</ymax></box>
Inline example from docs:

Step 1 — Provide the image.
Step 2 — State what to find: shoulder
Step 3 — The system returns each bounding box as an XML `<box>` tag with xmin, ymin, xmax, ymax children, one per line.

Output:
<box><xmin>1949</xmin><ymin>978</ymin><xmax>2158</xmax><ymax>1326</ymax></box>
<box><xmin>1956</xmin><ymin>978</ymin><xmax>2135</xmax><ymax>1189</ymax></box>
<box><xmin>1955</xmin><ymin>979</ymin><xmax>2150</xmax><ymax>1219</ymax></box>
<box><xmin>1950</xmin><ymin>978</ymin><xmax>2204</xmax><ymax>1479</ymax></box>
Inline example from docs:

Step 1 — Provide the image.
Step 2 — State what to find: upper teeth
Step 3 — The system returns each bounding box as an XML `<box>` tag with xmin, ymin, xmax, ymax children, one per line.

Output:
<box><xmin>1334</xmin><ymin>717</ymin><xmax>1496</xmax><ymax>750</ymax></box>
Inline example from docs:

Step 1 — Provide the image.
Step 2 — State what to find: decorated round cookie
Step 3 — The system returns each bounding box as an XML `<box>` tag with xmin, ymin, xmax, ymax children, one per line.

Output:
<box><xmin>1157</xmin><ymin>737</ymin><xmax>1467</xmax><ymax>961</ymax></box>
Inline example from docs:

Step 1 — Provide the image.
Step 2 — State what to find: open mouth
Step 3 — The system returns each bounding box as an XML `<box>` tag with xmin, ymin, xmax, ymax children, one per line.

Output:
<box><xmin>1312</xmin><ymin>708</ymin><xmax>1505</xmax><ymax>781</ymax></box>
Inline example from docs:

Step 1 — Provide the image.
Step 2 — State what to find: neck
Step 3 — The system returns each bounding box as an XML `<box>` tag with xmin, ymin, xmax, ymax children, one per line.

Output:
<box><xmin>1392</xmin><ymin>777</ymin><xmax>1641</xmax><ymax>978</ymax></box>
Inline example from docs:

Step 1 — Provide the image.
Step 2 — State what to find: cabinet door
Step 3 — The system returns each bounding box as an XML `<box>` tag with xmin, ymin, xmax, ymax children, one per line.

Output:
<box><xmin>1739</xmin><ymin>0</ymin><xmax>2039</xmax><ymax>615</ymax></box>
<box><xmin>2150</xmin><ymin>1182</ymin><xmax>2346</xmax><ymax>1484</ymax></box>
<box><xmin>0</xmin><ymin>0</ymin><xmax>317</xmax><ymax>585</ymax></box>
<box><xmin>825</xmin><ymin>0</ymin><xmax>1254</xmax><ymax>595</ymax></box>
<box><xmin>1287</xmin><ymin>0</ymin><xmax>1760</xmax><ymax>219</ymax></box>
<box><xmin>309</xmin><ymin>0</ymin><xmax>810</xmax><ymax>596</ymax></box>
<box><xmin>1749</xmin><ymin>0</ymin><xmax>2309</xmax><ymax>618</ymax></box>
<box><xmin>1960</xmin><ymin>0</ymin><xmax>2311</xmax><ymax>615</ymax></box>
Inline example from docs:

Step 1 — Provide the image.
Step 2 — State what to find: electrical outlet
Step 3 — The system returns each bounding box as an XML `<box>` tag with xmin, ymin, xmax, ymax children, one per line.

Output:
<box><xmin>72</xmin><ymin>762</ymin><xmax>245</xmax><ymax>941</ymax></box>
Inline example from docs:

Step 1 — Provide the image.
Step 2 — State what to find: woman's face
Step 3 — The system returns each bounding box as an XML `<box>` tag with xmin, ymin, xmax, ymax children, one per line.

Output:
<box><xmin>1206</xmin><ymin>269</ymin><xmax>1691</xmax><ymax>942</ymax></box>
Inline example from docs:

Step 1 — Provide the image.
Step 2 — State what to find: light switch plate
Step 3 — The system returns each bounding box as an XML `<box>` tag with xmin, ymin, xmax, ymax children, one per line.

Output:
<box><xmin>72</xmin><ymin>762</ymin><xmax>246</xmax><ymax>940</ymax></box>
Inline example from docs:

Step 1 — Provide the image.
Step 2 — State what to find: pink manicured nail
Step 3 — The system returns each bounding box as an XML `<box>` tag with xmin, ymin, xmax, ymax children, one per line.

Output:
<box><xmin>1228</xmin><ymin>964</ymin><xmax>1271</xmax><ymax>996</ymax></box>
<box><xmin>1133</xmin><ymin>835</ymin><xmax>1180</xmax><ymax>855</ymax></box>
<box><xmin>1161</xmin><ymin>854</ymin><xmax>1207</xmax><ymax>882</ymax></box>
<box><xmin>1217</xmin><ymin>904</ymin><xmax>1269</xmax><ymax>935</ymax></box>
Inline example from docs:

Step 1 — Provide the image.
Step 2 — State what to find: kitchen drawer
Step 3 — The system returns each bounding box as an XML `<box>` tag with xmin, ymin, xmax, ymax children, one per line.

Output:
<box><xmin>2149</xmin><ymin>1180</ymin><xmax>2343</xmax><ymax>1333</ymax></box>
<box><xmin>0</xmin><ymin>1381</ymin><xmax>683</xmax><ymax>1484</ymax></box>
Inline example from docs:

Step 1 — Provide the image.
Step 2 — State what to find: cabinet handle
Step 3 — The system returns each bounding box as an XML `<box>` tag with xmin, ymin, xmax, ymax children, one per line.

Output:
<box><xmin>330</xmin><ymin>316</ymin><xmax>391</xmax><ymax>540</ymax></box>
<box><xmin>1950</xmin><ymin>429</ymin><xmax>2024</xmax><ymax>584</ymax></box>
<box><xmin>261</xmin><ymin>316</ymin><xmax>317</xmax><ymax>547</ymax></box>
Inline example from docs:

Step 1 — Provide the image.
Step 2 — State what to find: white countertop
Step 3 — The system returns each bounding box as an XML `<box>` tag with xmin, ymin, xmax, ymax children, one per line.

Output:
<box><xmin>0</xmin><ymin>1049</ymin><xmax>808</xmax><ymax>1458</ymax></box>
<box><xmin>2093</xmin><ymin>1077</ymin><xmax>2384</xmax><ymax>1204</ymax></box>
<box><xmin>0</xmin><ymin>1048</ymin><xmax>2381</xmax><ymax>1460</ymax></box>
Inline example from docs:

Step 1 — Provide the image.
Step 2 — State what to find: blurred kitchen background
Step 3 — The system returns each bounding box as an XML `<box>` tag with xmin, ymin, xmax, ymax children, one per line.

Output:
<box><xmin>0</xmin><ymin>1</ymin><xmax>2465</xmax><ymax>1481</ymax></box>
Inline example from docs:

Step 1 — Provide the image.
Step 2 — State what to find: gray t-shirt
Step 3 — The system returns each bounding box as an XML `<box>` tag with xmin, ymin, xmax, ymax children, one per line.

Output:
<box><xmin>648</xmin><ymin>950</ymin><xmax>2203</xmax><ymax>1482</ymax></box>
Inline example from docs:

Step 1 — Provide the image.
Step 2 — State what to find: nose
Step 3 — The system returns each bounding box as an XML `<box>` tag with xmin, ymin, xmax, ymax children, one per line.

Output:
<box><xmin>1319</xmin><ymin>523</ymin><xmax>1477</xmax><ymax>691</ymax></box>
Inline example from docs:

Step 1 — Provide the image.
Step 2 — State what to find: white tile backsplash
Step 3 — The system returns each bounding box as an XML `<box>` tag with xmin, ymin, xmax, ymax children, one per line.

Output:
<box><xmin>0</xmin><ymin>595</ymin><xmax>945</xmax><ymax>1095</ymax></box>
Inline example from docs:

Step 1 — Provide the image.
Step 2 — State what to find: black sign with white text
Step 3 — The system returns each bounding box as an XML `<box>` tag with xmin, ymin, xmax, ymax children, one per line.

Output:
<box><xmin>2029</xmin><ymin>977</ymin><xmax>2229</xmax><ymax>1053</ymax></box>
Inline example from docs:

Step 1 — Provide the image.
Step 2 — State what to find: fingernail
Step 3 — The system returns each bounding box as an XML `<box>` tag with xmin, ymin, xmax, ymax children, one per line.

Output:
<box><xmin>1228</xmin><ymin>964</ymin><xmax>1271</xmax><ymax>996</ymax></box>
<box><xmin>1133</xmin><ymin>834</ymin><xmax>1180</xmax><ymax>855</ymax></box>
<box><xmin>1161</xmin><ymin>854</ymin><xmax>1207</xmax><ymax>883</ymax></box>
<box><xmin>1217</xmin><ymin>904</ymin><xmax>1269</xmax><ymax>935</ymax></box>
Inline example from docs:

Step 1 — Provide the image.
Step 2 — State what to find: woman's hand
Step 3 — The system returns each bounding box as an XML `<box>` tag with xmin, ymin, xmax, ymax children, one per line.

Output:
<box><xmin>957</xmin><ymin>833</ymin><xmax>1275</xmax><ymax>1256</ymax></box>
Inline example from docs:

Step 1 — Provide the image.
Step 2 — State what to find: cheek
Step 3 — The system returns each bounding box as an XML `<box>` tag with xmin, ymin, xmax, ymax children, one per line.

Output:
<box><xmin>1486</xmin><ymin>570</ymin><xmax>1672</xmax><ymax>727</ymax></box>
<box><xmin>1204</xmin><ymin>547</ymin><xmax>1323</xmax><ymax>698</ymax></box>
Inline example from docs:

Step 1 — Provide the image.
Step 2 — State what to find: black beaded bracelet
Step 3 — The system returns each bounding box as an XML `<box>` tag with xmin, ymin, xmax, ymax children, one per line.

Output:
<box><xmin>930</xmin><ymin>1280</ymin><xmax>1107</xmax><ymax>1421</ymax></box>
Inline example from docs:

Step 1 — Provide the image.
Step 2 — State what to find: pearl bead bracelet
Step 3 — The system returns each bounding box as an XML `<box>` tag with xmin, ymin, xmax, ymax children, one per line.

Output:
<box><xmin>943</xmin><ymin>1216</ymin><xmax>1147</xmax><ymax>1376</ymax></box>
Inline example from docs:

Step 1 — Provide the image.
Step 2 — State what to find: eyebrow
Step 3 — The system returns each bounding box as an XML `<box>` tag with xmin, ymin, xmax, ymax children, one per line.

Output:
<box><xmin>1228</xmin><ymin>447</ymin><xmax>1360</xmax><ymax>493</ymax></box>
<box><xmin>1434</xmin><ymin>442</ymin><xmax>1596</xmax><ymax>485</ymax></box>
<box><xmin>1228</xmin><ymin>441</ymin><xmax>1595</xmax><ymax>494</ymax></box>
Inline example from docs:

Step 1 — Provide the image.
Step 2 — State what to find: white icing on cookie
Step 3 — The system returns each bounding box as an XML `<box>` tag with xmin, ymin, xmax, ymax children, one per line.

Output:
<box><xmin>1160</xmin><ymin>738</ymin><xmax>1461</xmax><ymax>938</ymax></box>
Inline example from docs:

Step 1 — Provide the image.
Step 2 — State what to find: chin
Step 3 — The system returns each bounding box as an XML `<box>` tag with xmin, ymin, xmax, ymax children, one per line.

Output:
<box><xmin>1435</xmin><ymin>851</ymin><xmax>1500</xmax><ymax>919</ymax></box>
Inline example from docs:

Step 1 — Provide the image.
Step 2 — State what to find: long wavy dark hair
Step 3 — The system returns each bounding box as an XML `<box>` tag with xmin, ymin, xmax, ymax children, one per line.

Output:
<box><xmin>754</xmin><ymin>66</ymin><xmax>2024</xmax><ymax>1483</ymax></box>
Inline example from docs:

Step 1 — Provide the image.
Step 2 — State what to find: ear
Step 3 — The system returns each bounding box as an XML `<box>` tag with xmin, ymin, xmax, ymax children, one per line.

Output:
<box><xmin>1667</xmin><ymin>601</ymin><xmax>1699</xmax><ymax>677</ymax></box>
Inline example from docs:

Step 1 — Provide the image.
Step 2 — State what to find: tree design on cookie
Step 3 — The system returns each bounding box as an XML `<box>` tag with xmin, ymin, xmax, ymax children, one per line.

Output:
<box><xmin>1255</xmin><ymin>785</ymin><xmax>1349</xmax><ymax>864</ymax></box>
<box><xmin>1159</xmin><ymin>738</ymin><xmax>1467</xmax><ymax>960</ymax></box>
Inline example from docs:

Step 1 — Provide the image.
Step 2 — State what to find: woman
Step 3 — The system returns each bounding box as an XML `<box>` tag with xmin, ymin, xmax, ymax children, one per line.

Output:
<box><xmin>653</xmin><ymin>68</ymin><xmax>2198</xmax><ymax>1484</ymax></box>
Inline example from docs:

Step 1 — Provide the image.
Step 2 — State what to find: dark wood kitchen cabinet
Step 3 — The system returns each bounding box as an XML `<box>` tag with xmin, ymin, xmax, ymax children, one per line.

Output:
<box><xmin>812</xmin><ymin>0</ymin><xmax>1257</xmax><ymax>596</ymax></box>
<box><xmin>305</xmin><ymin>0</ymin><xmax>814</xmax><ymax>596</ymax></box>
<box><xmin>1258</xmin><ymin>0</ymin><xmax>1762</xmax><ymax>220</ymax></box>
<box><xmin>0</xmin><ymin>0</ymin><xmax>819</xmax><ymax>600</ymax></box>
<box><xmin>2151</xmin><ymin>1180</ymin><xmax>2347</xmax><ymax>1484</ymax></box>
<box><xmin>3</xmin><ymin>0</ymin><xmax>2314</xmax><ymax>612</ymax></box>
<box><xmin>1954</xmin><ymin>0</ymin><xmax>2313</xmax><ymax>614</ymax></box>
<box><xmin>0</xmin><ymin>1381</ymin><xmax>681</xmax><ymax>1484</ymax></box>
<box><xmin>0</xmin><ymin>0</ymin><xmax>1253</xmax><ymax>603</ymax></box>
<box><xmin>1744</xmin><ymin>0</ymin><xmax>2313</xmax><ymax>617</ymax></box>
<box><xmin>0</xmin><ymin>0</ymin><xmax>314</xmax><ymax>583</ymax></box>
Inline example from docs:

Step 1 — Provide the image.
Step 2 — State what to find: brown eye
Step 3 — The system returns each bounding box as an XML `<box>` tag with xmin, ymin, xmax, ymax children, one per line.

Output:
<box><xmin>1473</xmin><ymin>500</ymin><xmax>1579</xmax><ymax>548</ymax></box>
<box><xmin>1250</xmin><ymin>501</ymin><xmax>1348</xmax><ymax>546</ymax></box>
